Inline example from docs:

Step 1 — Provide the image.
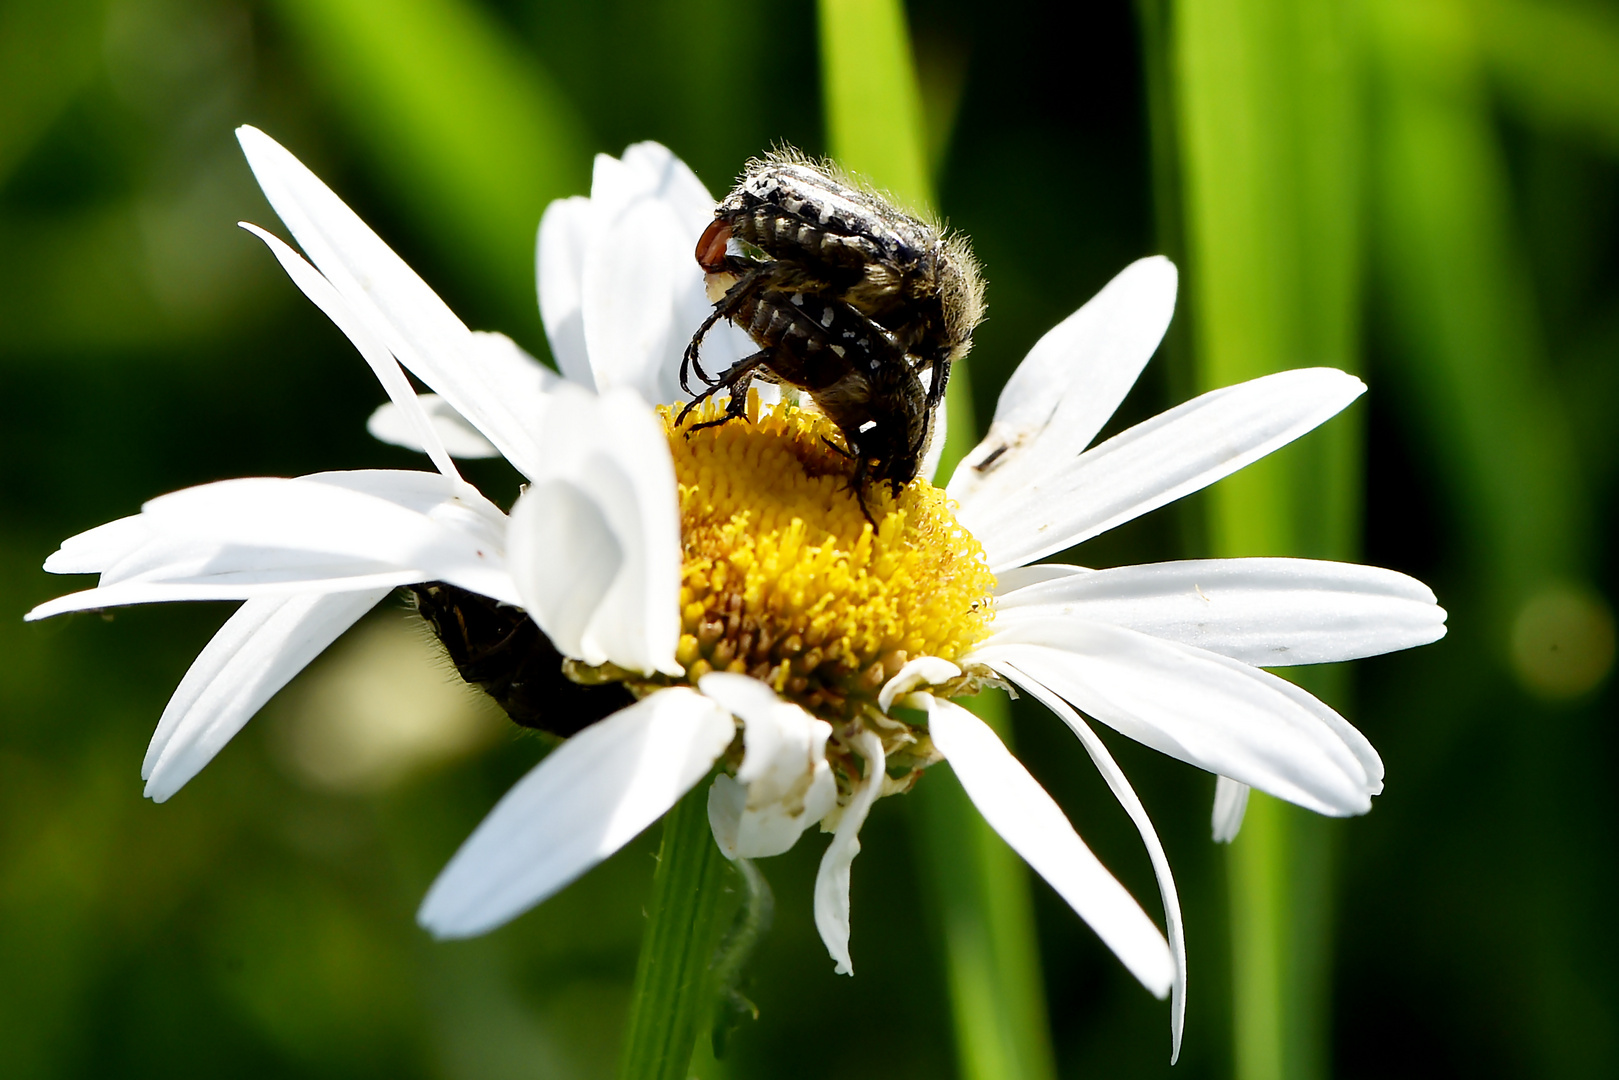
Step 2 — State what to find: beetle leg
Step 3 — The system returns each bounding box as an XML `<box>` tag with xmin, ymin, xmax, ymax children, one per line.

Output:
<box><xmin>682</xmin><ymin>264</ymin><xmax>770</xmax><ymax>394</ymax></box>
<box><xmin>679</xmin><ymin>349</ymin><xmax>773</xmax><ymax>430</ymax></box>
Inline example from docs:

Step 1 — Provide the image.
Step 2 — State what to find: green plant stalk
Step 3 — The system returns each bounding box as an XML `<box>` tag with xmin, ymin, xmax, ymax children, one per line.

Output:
<box><xmin>1224</xmin><ymin>682</ymin><xmax>1341</xmax><ymax>1080</ymax></box>
<box><xmin>818</xmin><ymin>3</ymin><xmax>1055</xmax><ymax>1078</ymax></box>
<box><xmin>1170</xmin><ymin>1</ymin><xmax>1365</xmax><ymax>1077</ymax></box>
<box><xmin>1366</xmin><ymin>0</ymin><xmax>1587</xmax><ymax>627</ymax></box>
<box><xmin>618</xmin><ymin>783</ymin><xmax>735</xmax><ymax>1080</ymax></box>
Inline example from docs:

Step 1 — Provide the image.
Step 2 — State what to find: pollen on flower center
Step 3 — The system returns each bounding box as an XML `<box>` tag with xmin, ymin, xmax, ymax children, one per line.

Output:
<box><xmin>660</xmin><ymin>393</ymin><xmax>997</xmax><ymax>723</ymax></box>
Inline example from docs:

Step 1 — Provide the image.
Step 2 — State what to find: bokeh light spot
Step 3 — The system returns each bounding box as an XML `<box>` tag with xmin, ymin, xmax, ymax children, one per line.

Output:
<box><xmin>272</xmin><ymin>615</ymin><xmax>507</xmax><ymax>793</ymax></box>
<box><xmin>1509</xmin><ymin>582</ymin><xmax>1616</xmax><ymax>701</ymax></box>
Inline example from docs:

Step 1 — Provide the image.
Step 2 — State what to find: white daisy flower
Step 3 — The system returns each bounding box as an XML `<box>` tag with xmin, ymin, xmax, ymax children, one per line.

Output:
<box><xmin>28</xmin><ymin>129</ymin><xmax>1447</xmax><ymax>1060</ymax></box>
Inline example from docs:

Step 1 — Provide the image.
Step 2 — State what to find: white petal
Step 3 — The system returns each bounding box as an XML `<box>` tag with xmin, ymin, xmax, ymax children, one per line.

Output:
<box><xmin>142</xmin><ymin>589</ymin><xmax>389</xmax><ymax>802</ymax></box>
<box><xmin>418</xmin><ymin>687</ymin><xmax>735</xmax><ymax>938</ymax></box>
<box><xmin>950</xmin><ymin>257</ymin><xmax>1177</xmax><ymax>508</ymax></box>
<box><xmin>537</xmin><ymin>195</ymin><xmax>596</xmax><ymax>388</ymax></box>
<box><xmin>877</xmin><ymin>655</ymin><xmax>961</xmax><ymax>713</ymax></box>
<box><xmin>507</xmin><ymin>479</ymin><xmax>622</xmax><ymax>656</ymax></box>
<box><xmin>706</xmin><ymin>773</ymin><xmax>751</xmax><ymax>858</ymax></box>
<box><xmin>959</xmin><ymin>368</ymin><xmax>1366</xmax><ymax>572</ymax></box>
<box><xmin>699</xmin><ymin>673</ymin><xmax>831</xmax><ymax>800</ymax></box>
<box><xmin>27</xmin><ymin>574</ymin><xmax>418</xmax><ymax>621</ymax></box>
<box><xmin>236</xmin><ymin>127</ymin><xmax>548</xmax><ymax>478</ymax></box>
<box><xmin>922</xmin><ymin>694</ymin><xmax>1174</xmax><ymax>999</ymax></box>
<box><xmin>241</xmin><ymin>222</ymin><xmax>459</xmax><ymax>481</ymax></box>
<box><xmin>698</xmin><ymin>675</ymin><xmax>837</xmax><ymax>858</ymax></box>
<box><xmin>41</xmin><ymin>515</ymin><xmax>153</xmax><ymax>575</ymax></box>
<box><xmin>970</xmin><ymin>619</ymin><xmax>1378</xmax><ymax>815</ymax></box>
<box><xmin>993</xmin><ymin>557</ymin><xmax>1448</xmax><ymax>666</ymax></box>
<box><xmin>459</xmin><ymin>330</ymin><xmax>560</xmax><ymax>449</ymax></box>
<box><xmin>581</xmin><ymin>196</ymin><xmax>686</xmax><ymax>402</ymax></box>
<box><xmin>992</xmin><ymin>563</ymin><xmax>1092</xmax><ymax>594</ymax></box>
<box><xmin>618</xmin><ymin>141</ymin><xmax>720</xmax><ymax>229</ymax></box>
<box><xmin>368</xmin><ymin>395</ymin><xmax>501</xmax><ymax>459</ymax></box>
<box><xmin>1211</xmin><ymin>777</ymin><xmax>1250</xmax><ymax>843</ymax></box>
<box><xmin>814</xmin><ymin>729</ymin><xmax>885</xmax><ymax>975</ymax></box>
<box><xmin>707</xmin><ymin>767</ymin><xmax>836</xmax><ymax>860</ymax></box>
<box><xmin>506</xmin><ymin>385</ymin><xmax>682</xmax><ymax>675</ymax></box>
<box><xmin>550</xmin><ymin>142</ymin><xmax>745</xmax><ymax>407</ymax></box>
<box><xmin>133</xmin><ymin>472</ymin><xmax>511</xmax><ymax>597</ymax></box>
<box><xmin>919</xmin><ymin>388</ymin><xmax>949</xmax><ymax>485</ymax></box>
<box><xmin>985</xmin><ymin>678</ymin><xmax>1186</xmax><ymax>1053</ymax></box>
<box><xmin>27</xmin><ymin>471</ymin><xmax>517</xmax><ymax>620</ymax></box>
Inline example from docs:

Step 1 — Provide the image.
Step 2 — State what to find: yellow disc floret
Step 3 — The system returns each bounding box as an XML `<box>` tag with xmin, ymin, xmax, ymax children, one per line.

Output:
<box><xmin>662</xmin><ymin>393</ymin><xmax>996</xmax><ymax>723</ymax></box>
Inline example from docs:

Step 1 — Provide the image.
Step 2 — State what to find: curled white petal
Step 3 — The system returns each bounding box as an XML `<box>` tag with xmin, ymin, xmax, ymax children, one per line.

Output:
<box><xmin>921</xmin><ymin>693</ymin><xmax>1174</xmax><ymax>1000</ymax></box>
<box><xmin>706</xmin><ymin>774</ymin><xmax>749</xmax><ymax>858</ymax></box>
<box><xmin>877</xmin><ymin>656</ymin><xmax>961</xmax><ymax>713</ymax></box>
<box><xmin>1212</xmin><ymin>777</ymin><xmax>1251</xmax><ymax>843</ymax></box>
<box><xmin>706</xmin><ymin>769</ymin><xmax>836</xmax><ymax>861</ymax></box>
<box><xmin>970</xmin><ymin>619</ymin><xmax>1379</xmax><ymax>816</ymax></box>
<box><xmin>237</xmin><ymin>126</ymin><xmax>549</xmax><ymax>478</ymax></box>
<box><xmin>369</xmin><ymin>395</ymin><xmax>501</xmax><ymax>459</ymax></box>
<box><xmin>950</xmin><ymin>256</ymin><xmax>1177</xmax><ymax>506</ymax></box>
<box><xmin>814</xmin><ymin>729</ymin><xmax>885</xmax><ymax>975</ymax></box>
<box><xmin>418</xmin><ymin>687</ymin><xmax>735</xmax><ymax>938</ymax></box>
<box><xmin>142</xmin><ymin>589</ymin><xmax>389</xmax><ymax>802</ymax></box>
<box><xmin>959</xmin><ymin>368</ymin><xmax>1366</xmax><ymax>572</ymax></box>
<box><xmin>987</xmin><ymin>677</ymin><xmax>1187</xmax><ymax>1055</ymax></box>
<box><xmin>698</xmin><ymin>673</ymin><xmax>835</xmax><ymax>858</ymax></box>
<box><xmin>699</xmin><ymin>673</ymin><xmax>830</xmax><ymax>799</ymax></box>
<box><xmin>993</xmin><ymin>557</ymin><xmax>1447</xmax><ymax>666</ymax></box>
<box><xmin>240</xmin><ymin>221</ymin><xmax>459</xmax><ymax>481</ymax></box>
<box><xmin>506</xmin><ymin>384</ymin><xmax>681</xmax><ymax>675</ymax></box>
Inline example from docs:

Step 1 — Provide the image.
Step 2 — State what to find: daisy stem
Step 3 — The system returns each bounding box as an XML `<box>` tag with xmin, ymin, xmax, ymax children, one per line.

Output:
<box><xmin>618</xmin><ymin>783</ymin><xmax>735</xmax><ymax>1080</ymax></box>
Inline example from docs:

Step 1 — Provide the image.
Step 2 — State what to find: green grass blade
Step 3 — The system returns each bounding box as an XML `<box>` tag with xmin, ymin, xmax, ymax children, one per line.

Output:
<box><xmin>816</xmin><ymin>0</ymin><xmax>930</xmax><ymax>209</ymax></box>
<box><xmin>1367</xmin><ymin>0</ymin><xmax>1593</xmax><ymax>662</ymax></box>
<box><xmin>818</xmin><ymin>3</ymin><xmax>1055</xmax><ymax>1078</ymax></box>
<box><xmin>1171</xmin><ymin>2</ymin><xmax>1367</xmax><ymax>1078</ymax></box>
<box><xmin>1472</xmin><ymin>0</ymin><xmax>1619</xmax><ymax>156</ymax></box>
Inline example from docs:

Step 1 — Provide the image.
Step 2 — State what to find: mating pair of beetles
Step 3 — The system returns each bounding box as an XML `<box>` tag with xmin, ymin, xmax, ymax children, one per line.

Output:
<box><xmin>681</xmin><ymin>149</ymin><xmax>986</xmax><ymax>517</ymax></box>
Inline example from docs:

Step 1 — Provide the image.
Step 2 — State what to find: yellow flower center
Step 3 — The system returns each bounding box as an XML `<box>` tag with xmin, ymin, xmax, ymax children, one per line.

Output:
<box><xmin>661</xmin><ymin>393</ymin><xmax>997</xmax><ymax>724</ymax></box>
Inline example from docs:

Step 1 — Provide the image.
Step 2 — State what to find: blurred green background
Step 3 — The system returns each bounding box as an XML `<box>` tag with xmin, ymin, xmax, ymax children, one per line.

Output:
<box><xmin>2</xmin><ymin>0</ymin><xmax>1617</xmax><ymax>1077</ymax></box>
